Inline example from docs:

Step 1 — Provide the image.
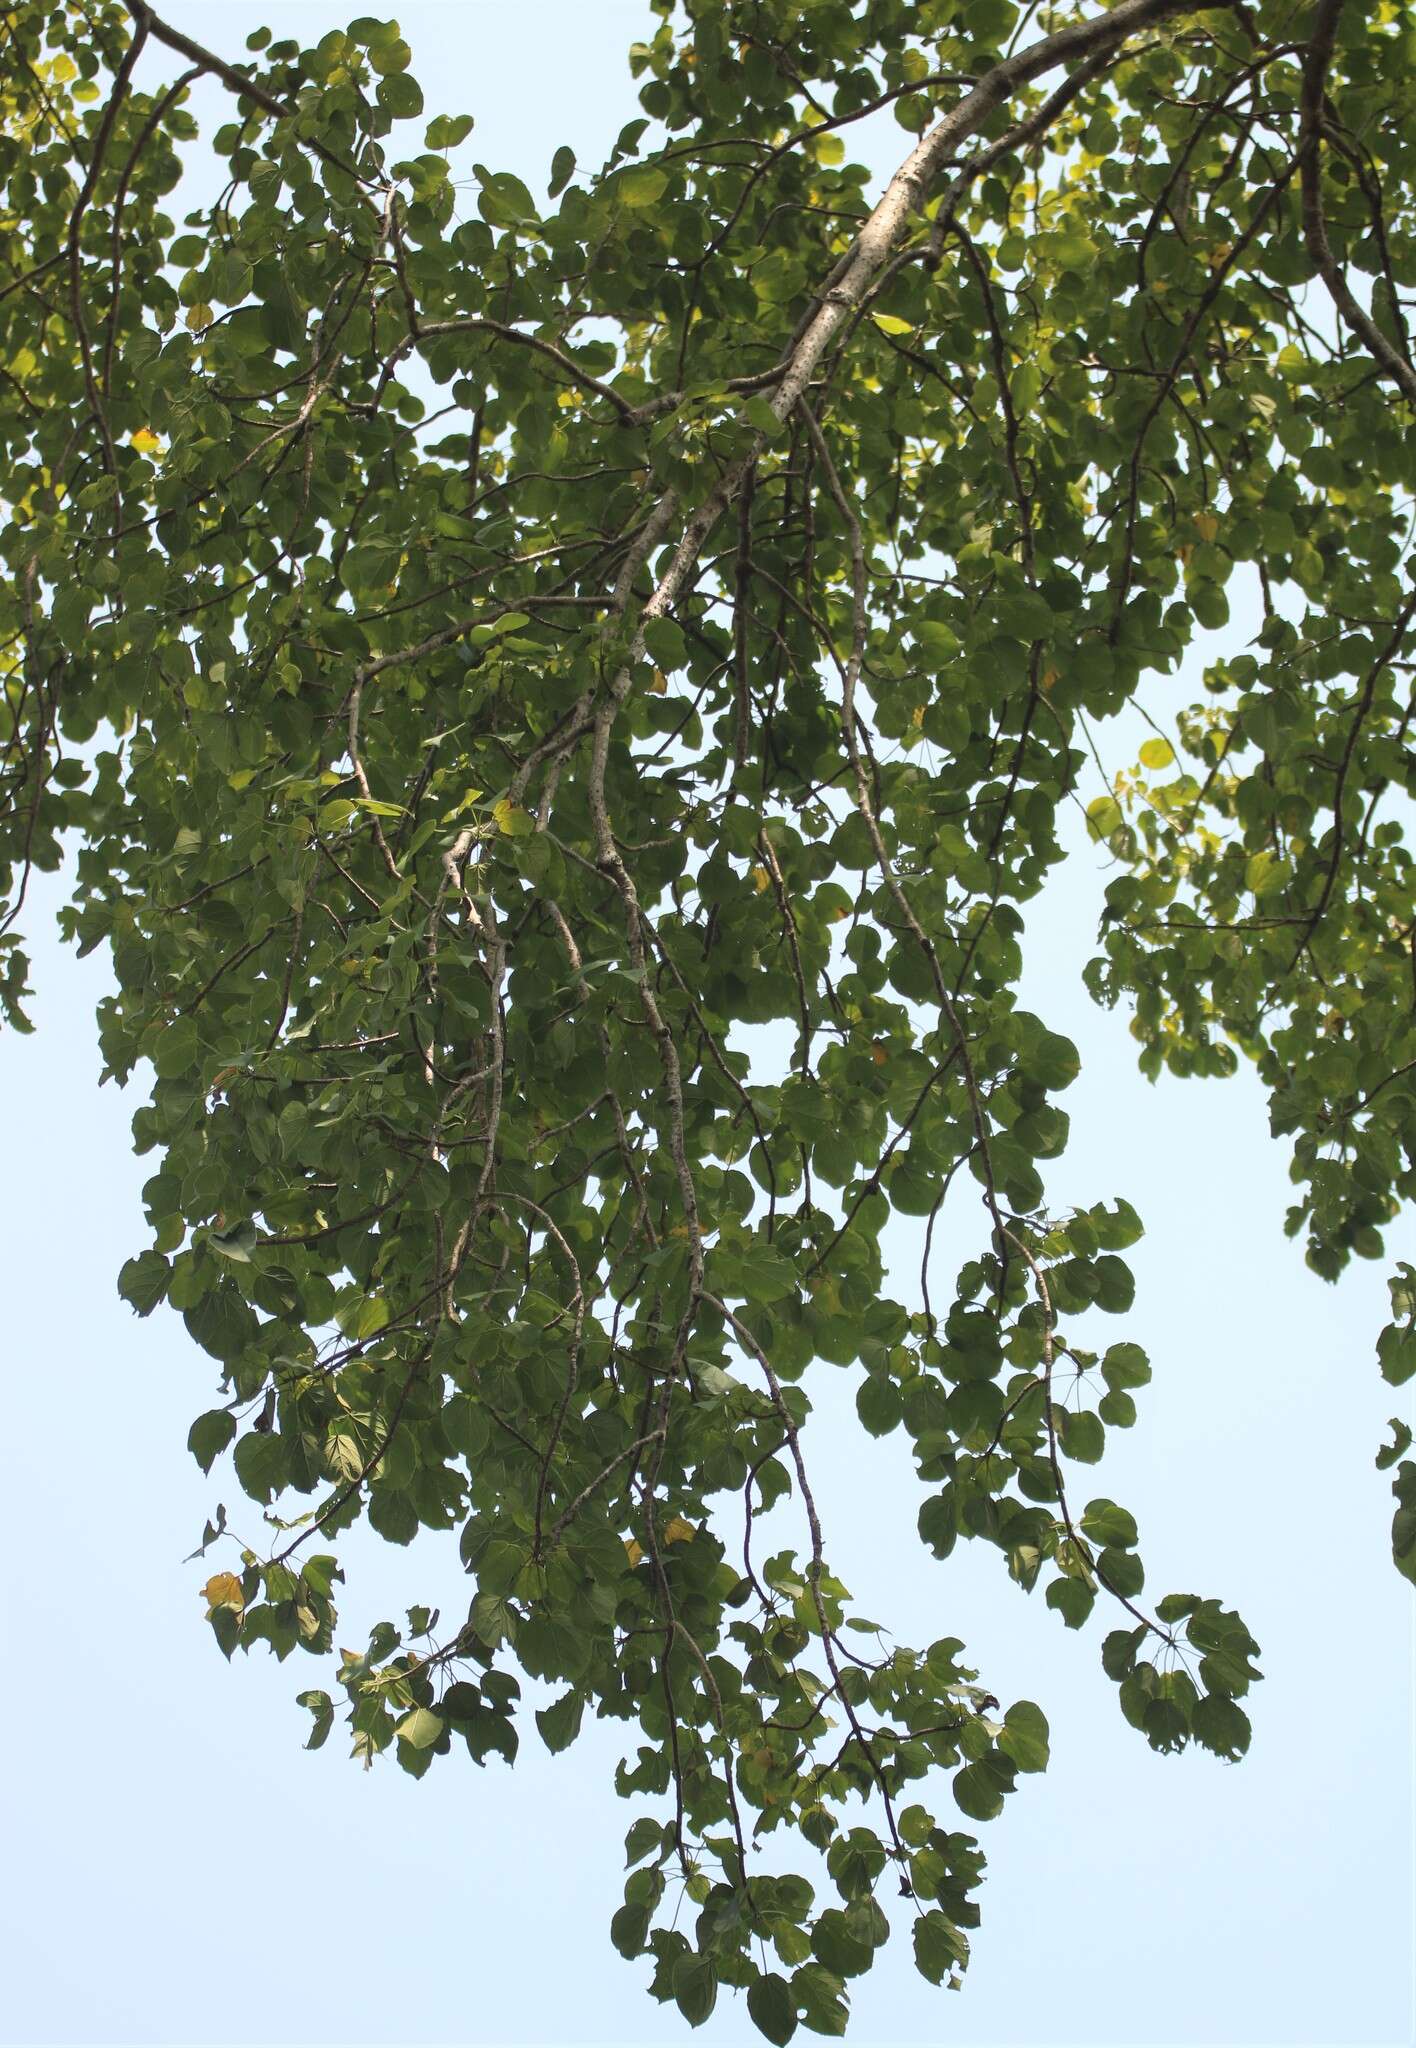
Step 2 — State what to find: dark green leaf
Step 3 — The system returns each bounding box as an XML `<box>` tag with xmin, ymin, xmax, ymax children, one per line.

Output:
<box><xmin>747</xmin><ymin>1971</ymin><xmax>797</xmax><ymax>2045</ymax></box>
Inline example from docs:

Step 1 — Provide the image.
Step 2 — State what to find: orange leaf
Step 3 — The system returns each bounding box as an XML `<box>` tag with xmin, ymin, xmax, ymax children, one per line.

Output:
<box><xmin>202</xmin><ymin>1571</ymin><xmax>244</xmax><ymax>1611</ymax></box>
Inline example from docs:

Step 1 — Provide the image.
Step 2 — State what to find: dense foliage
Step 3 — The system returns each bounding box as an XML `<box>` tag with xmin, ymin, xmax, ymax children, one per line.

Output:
<box><xmin>3</xmin><ymin>0</ymin><xmax>1414</xmax><ymax>2031</ymax></box>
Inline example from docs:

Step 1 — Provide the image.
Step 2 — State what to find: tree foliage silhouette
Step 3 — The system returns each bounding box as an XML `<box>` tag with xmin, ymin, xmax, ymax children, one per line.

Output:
<box><xmin>2</xmin><ymin>0</ymin><xmax>1414</xmax><ymax>2032</ymax></box>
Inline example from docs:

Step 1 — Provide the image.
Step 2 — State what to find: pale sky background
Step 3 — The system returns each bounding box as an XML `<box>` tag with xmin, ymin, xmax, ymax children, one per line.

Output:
<box><xmin>1</xmin><ymin>5</ymin><xmax>1413</xmax><ymax>2045</ymax></box>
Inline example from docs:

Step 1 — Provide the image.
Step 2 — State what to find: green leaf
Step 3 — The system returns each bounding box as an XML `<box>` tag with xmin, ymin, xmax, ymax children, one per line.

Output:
<box><xmin>1391</xmin><ymin>1462</ymin><xmax>1416</xmax><ymax>1586</ymax></box>
<box><xmin>610</xmin><ymin>1900</ymin><xmax>651</xmax><ymax>1958</ymax></box>
<box><xmin>618</xmin><ymin>165</ymin><xmax>668</xmax><ymax>208</ymax></box>
<box><xmin>380</xmin><ymin>71</ymin><xmax>425</xmax><ymax>118</ymax></box>
<box><xmin>338</xmin><ymin>1294</ymin><xmax>390</xmax><ymax>1341</ymax></box>
<box><xmin>1102</xmin><ymin>1626</ymin><xmax>1145</xmax><ymax>1681</ymax></box>
<box><xmin>548</xmin><ymin>144</ymin><xmax>576</xmax><ymax>198</ymax></box>
<box><xmin>747</xmin><ymin>1971</ymin><xmax>797</xmax><ymax>2045</ymax></box>
<box><xmin>475</xmin><ymin>165</ymin><xmax>537</xmax><ymax>228</ymax></box>
<box><xmin>1060</xmin><ymin>1410</ymin><xmax>1104</xmax><ymax>1463</ymax></box>
<box><xmin>209</xmin><ymin>1218</ymin><xmax>256</xmax><ymax>1263</ymax></box>
<box><xmin>952</xmin><ymin>1761</ymin><xmax>1005</xmax><ymax>1822</ymax></box>
<box><xmin>425</xmin><ymin>112</ymin><xmax>474</xmax><ymax>149</ymax></box>
<box><xmin>856</xmin><ymin>1373</ymin><xmax>902</xmax><ymax>1436</ymax></box>
<box><xmin>1097</xmin><ymin>1545</ymin><xmax>1144</xmax><ymax>1597</ymax></box>
<box><xmin>709</xmin><ymin>1240</ymin><xmax>799</xmax><ymax>1303</ymax></box>
<box><xmin>296</xmin><ymin>1689</ymin><xmax>333</xmax><ymax>1750</ymax></box>
<box><xmin>913</xmin><ymin>1909</ymin><xmax>969</xmax><ymax>1985</ymax></box>
<box><xmin>535</xmin><ymin>1689</ymin><xmax>585</xmax><ymax>1753</ymax></box>
<box><xmin>998</xmin><ymin>1699</ymin><xmax>1050</xmax><ymax>1773</ymax></box>
<box><xmin>368</xmin><ymin>34</ymin><xmax>412</xmax><ymax>73</ymax></box>
<box><xmin>643</xmin><ymin>617</ymin><xmax>687</xmax><ymax>671</ymax></box>
<box><xmin>624</xmin><ymin>1816</ymin><xmax>664</xmax><ymax>1867</ymax></box>
<box><xmin>1046</xmin><ymin>1576</ymin><xmax>1095</xmax><ymax>1629</ymax></box>
<box><xmin>1376</xmin><ymin>1418</ymin><xmax>1412</xmax><ymax>1470</ymax></box>
<box><xmin>118</xmin><ymin>1250</ymin><xmax>171</xmax><ymax>1316</ymax></box>
<box><xmin>672</xmin><ymin>1952</ymin><xmax>718</xmax><ymax>2027</ymax></box>
<box><xmin>790</xmin><ymin>1962</ymin><xmax>848</xmax><ymax>2037</ymax></box>
<box><xmin>1080</xmin><ymin>1498</ymin><xmax>1138</xmax><ymax>1549</ymax></box>
<box><xmin>742</xmin><ymin>393</ymin><xmax>788</xmax><ymax>439</ymax></box>
<box><xmin>1032</xmin><ymin>1031</ymin><xmax>1080</xmax><ymax>1090</ymax></box>
<box><xmin>397</xmin><ymin>1707</ymin><xmax>445</xmax><ymax>1751</ymax></box>
<box><xmin>1154</xmin><ymin>1592</ymin><xmax>1200</xmax><ymax>1624</ymax></box>
<box><xmin>187</xmin><ymin>1408</ymin><xmax>236</xmax><ymax>1474</ymax></box>
<box><xmin>1192</xmin><ymin>1692</ymin><xmax>1251</xmax><ymax>1761</ymax></box>
<box><xmin>1102</xmin><ymin>1342</ymin><xmax>1151</xmax><ymax>1390</ymax></box>
<box><xmin>233</xmin><ymin>1430</ymin><xmax>289</xmax><ymax>1504</ymax></box>
<box><xmin>477</xmin><ymin>1539</ymin><xmax>529</xmax><ymax>1596</ymax></box>
<box><xmin>1377</xmin><ymin>1318</ymin><xmax>1416</xmax><ymax>1386</ymax></box>
<box><xmin>811</xmin><ymin>1909</ymin><xmax>872</xmax><ymax>1979</ymax></box>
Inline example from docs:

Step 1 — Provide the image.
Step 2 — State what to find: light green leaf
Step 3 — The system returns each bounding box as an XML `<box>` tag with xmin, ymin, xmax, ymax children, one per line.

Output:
<box><xmin>397</xmin><ymin>1707</ymin><xmax>445</xmax><ymax>1751</ymax></box>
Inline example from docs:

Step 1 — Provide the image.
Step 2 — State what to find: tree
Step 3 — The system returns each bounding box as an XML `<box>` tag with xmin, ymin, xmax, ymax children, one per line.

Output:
<box><xmin>1</xmin><ymin>0</ymin><xmax>1413</xmax><ymax>2031</ymax></box>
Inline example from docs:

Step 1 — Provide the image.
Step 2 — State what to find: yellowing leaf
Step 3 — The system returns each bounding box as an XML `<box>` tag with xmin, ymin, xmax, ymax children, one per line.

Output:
<box><xmin>1138</xmin><ymin>737</ymin><xmax>1174</xmax><ymax>771</ymax></box>
<box><xmin>1193</xmin><ymin>511</ymin><xmax>1219</xmax><ymax>543</ymax></box>
<box><xmin>624</xmin><ymin>1537</ymin><xmax>644</xmax><ymax>1567</ymax></box>
<box><xmin>202</xmin><ymin>1572</ymin><xmax>244</xmax><ymax>1611</ymax></box>
<box><xmin>1086</xmin><ymin>795</ymin><xmax>1123</xmax><ymax>842</ymax></box>
<box><xmin>492</xmin><ymin>798</ymin><xmax>533</xmax><ymax>837</ymax></box>
<box><xmin>663</xmin><ymin>1516</ymin><xmax>695</xmax><ymax>1545</ymax></box>
<box><xmin>752</xmin><ymin>864</ymin><xmax>770</xmax><ymax>892</ymax></box>
<box><xmin>871</xmin><ymin>313</ymin><xmax>913</xmax><ymax>337</ymax></box>
<box><xmin>130</xmin><ymin>426</ymin><xmax>163</xmax><ymax>456</ymax></box>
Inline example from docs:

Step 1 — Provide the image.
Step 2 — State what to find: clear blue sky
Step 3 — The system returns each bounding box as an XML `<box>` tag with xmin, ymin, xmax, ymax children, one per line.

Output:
<box><xmin>1</xmin><ymin>6</ymin><xmax>1412</xmax><ymax>2044</ymax></box>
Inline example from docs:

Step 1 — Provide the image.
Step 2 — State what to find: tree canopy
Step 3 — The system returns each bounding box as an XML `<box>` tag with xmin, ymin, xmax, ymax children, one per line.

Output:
<box><xmin>2</xmin><ymin>0</ymin><xmax>1414</xmax><ymax>2032</ymax></box>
